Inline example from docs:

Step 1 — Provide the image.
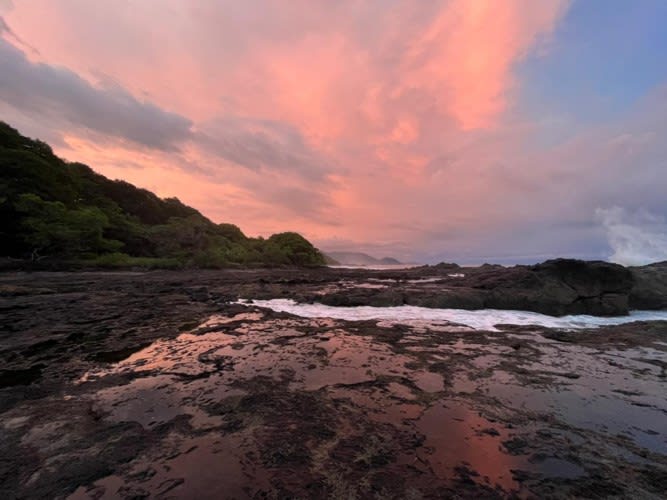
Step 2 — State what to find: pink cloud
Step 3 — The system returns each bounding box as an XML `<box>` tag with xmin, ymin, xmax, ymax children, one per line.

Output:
<box><xmin>398</xmin><ymin>0</ymin><xmax>569</xmax><ymax>129</ymax></box>
<box><xmin>13</xmin><ymin>1</ymin><xmax>651</xmax><ymax>264</ymax></box>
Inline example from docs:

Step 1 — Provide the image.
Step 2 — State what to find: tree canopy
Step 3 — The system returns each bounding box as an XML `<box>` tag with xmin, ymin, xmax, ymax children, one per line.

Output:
<box><xmin>0</xmin><ymin>121</ymin><xmax>325</xmax><ymax>268</ymax></box>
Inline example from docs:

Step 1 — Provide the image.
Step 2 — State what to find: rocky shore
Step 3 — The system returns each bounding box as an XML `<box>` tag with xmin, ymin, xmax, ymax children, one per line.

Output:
<box><xmin>305</xmin><ymin>259</ymin><xmax>638</xmax><ymax>316</ymax></box>
<box><xmin>1</xmin><ymin>261</ymin><xmax>666</xmax><ymax>498</ymax></box>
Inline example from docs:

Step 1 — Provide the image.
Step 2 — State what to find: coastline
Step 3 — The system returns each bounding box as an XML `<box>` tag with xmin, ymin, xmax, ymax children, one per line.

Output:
<box><xmin>1</xmin><ymin>268</ymin><xmax>665</xmax><ymax>498</ymax></box>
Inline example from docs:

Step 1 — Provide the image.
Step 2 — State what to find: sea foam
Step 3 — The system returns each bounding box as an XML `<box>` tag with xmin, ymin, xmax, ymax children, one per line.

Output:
<box><xmin>240</xmin><ymin>299</ymin><xmax>667</xmax><ymax>331</ymax></box>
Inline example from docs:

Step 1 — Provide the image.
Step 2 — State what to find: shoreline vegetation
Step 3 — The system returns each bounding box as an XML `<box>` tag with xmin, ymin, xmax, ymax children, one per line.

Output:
<box><xmin>0</xmin><ymin>122</ymin><xmax>325</xmax><ymax>269</ymax></box>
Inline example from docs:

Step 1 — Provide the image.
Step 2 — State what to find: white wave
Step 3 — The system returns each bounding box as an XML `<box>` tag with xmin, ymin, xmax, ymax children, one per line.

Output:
<box><xmin>596</xmin><ymin>206</ymin><xmax>667</xmax><ymax>265</ymax></box>
<box><xmin>239</xmin><ymin>299</ymin><xmax>667</xmax><ymax>331</ymax></box>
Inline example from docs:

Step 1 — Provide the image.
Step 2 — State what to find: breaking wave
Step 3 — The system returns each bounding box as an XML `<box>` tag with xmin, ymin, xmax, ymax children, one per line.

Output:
<box><xmin>240</xmin><ymin>299</ymin><xmax>667</xmax><ymax>331</ymax></box>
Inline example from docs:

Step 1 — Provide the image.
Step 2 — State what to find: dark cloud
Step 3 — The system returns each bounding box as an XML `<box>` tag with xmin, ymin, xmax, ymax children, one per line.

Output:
<box><xmin>196</xmin><ymin>118</ymin><xmax>331</xmax><ymax>179</ymax></box>
<box><xmin>191</xmin><ymin>117</ymin><xmax>338</xmax><ymax>221</ymax></box>
<box><xmin>0</xmin><ymin>34</ymin><xmax>193</xmax><ymax>151</ymax></box>
<box><xmin>264</xmin><ymin>184</ymin><xmax>340</xmax><ymax>225</ymax></box>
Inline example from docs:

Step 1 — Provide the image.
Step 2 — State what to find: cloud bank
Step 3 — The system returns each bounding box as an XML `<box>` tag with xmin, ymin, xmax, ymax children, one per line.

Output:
<box><xmin>1</xmin><ymin>1</ymin><xmax>666</xmax><ymax>264</ymax></box>
<box><xmin>0</xmin><ymin>29</ymin><xmax>193</xmax><ymax>151</ymax></box>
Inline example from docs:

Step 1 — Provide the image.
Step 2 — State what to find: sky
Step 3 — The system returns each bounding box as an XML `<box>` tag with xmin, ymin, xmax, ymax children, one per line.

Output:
<box><xmin>1</xmin><ymin>0</ymin><xmax>667</xmax><ymax>265</ymax></box>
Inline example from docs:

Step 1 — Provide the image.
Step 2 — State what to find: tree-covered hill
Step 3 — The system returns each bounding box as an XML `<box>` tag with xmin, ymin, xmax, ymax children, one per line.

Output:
<box><xmin>0</xmin><ymin>122</ymin><xmax>325</xmax><ymax>268</ymax></box>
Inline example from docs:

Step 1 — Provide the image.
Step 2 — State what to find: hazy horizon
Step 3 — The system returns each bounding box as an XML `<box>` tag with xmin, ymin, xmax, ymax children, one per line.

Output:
<box><xmin>2</xmin><ymin>1</ymin><xmax>667</xmax><ymax>266</ymax></box>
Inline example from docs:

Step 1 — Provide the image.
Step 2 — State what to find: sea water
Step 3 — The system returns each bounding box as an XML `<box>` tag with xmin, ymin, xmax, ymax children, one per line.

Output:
<box><xmin>240</xmin><ymin>298</ymin><xmax>667</xmax><ymax>331</ymax></box>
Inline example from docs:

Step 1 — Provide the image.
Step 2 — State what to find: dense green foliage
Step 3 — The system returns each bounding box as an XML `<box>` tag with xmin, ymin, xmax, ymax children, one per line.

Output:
<box><xmin>0</xmin><ymin>122</ymin><xmax>325</xmax><ymax>267</ymax></box>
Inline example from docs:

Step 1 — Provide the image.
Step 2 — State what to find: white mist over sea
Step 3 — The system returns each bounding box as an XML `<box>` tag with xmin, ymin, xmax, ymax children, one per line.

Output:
<box><xmin>596</xmin><ymin>207</ymin><xmax>667</xmax><ymax>266</ymax></box>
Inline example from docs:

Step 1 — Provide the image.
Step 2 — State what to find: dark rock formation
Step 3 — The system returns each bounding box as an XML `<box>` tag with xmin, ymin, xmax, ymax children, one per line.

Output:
<box><xmin>316</xmin><ymin>259</ymin><xmax>636</xmax><ymax>316</ymax></box>
<box><xmin>484</xmin><ymin>259</ymin><xmax>633</xmax><ymax>316</ymax></box>
<box><xmin>629</xmin><ymin>261</ymin><xmax>667</xmax><ymax>309</ymax></box>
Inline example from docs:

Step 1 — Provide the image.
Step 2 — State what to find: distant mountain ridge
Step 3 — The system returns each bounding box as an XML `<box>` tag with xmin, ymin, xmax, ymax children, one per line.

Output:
<box><xmin>324</xmin><ymin>251</ymin><xmax>402</xmax><ymax>266</ymax></box>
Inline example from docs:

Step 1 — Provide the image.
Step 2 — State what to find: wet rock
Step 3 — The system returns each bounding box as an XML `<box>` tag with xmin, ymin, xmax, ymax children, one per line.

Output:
<box><xmin>482</xmin><ymin>259</ymin><xmax>634</xmax><ymax>316</ymax></box>
<box><xmin>503</xmin><ymin>437</ymin><xmax>529</xmax><ymax>455</ymax></box>
<box><xmin>569</xmin><ymin>475</ymin><xmax>625</xmax><ymax>498</ymax></box>
<box><xmin>414</xmin><ymin>289</ymin><xmax>485</xmax><ymax>309</ymax></box>
<box><xmin>533</xmin><ymin>259</ymin><xmax>632</xmax><ymax>297</ymax></box>
<box><xmin>295</xmin><ymin>258</ymin><xmax>641</xmax><ymax>316</ymax></box>
<box><xmin>320</xmin><ymin>289</ymin><xmax>404</xmax><ymax>307</ymax></box>
<box><xmin>630</xmin><ymin>261</ymin><xmax>667</xmax><ymax>309</ymax></box>
<box><xmin>91</xmin><ymin>343</ymin><xmax>152</xmax><ymax>363</ymax></box>
<box><xmin>0</xmin><ymin>364</ymin><xmax>44</xmax><ymax>387</ymax></box>
<box><xmin>186</xmin><ymin>286</ymin><xmax>210</xmax><ymax>302</ymax></box>
<box><xmin>1</xmin><ymin>267</ymin><xmax>666</xmax><ymax>499</ymax></box>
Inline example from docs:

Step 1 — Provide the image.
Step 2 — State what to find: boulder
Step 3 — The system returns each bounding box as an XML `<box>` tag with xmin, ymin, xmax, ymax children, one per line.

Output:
<box><xmin>412</xmin><ymin>288</ymin><xmax>485</xmax><ymax>310</ymax></box>
<box><xmin>629</xmin><ymin>261</ymin><xmax>667</xmax><ymax>309</ymax></box>
<box><xmin>312</xmin><ymin>259</ymin><xmax>639</xmax><ymax>316</ymax></box>
<box><xmin>483</xmin><ymin>259</ymin><xmax>633</xmax><ymax>316</ymax></box>
<box><xmin>445</xmin><ymin>259</ymin><xmax>632</xmax><ymax>316</ymax></box>
<box><xmin>532</xmin><ymin>259</ymin><xmax>633</xmax><ymax>297</ymax></box>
